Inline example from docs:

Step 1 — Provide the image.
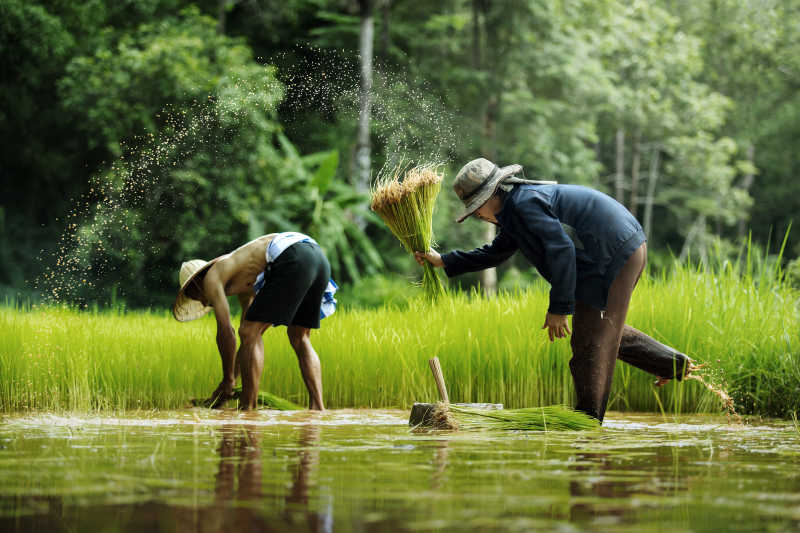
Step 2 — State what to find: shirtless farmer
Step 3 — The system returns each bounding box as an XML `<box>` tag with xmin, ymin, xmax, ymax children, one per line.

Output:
<box><xmin>173</xmin><ymin>233</ymin><xmax>336</xmax><ymax>410</ymax></box>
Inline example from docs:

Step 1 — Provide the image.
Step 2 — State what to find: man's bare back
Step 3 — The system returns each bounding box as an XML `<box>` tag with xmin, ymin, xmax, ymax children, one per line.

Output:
<box><xmin>203</xmin><ymin>234</ymin><xmax>277</xmax><ymax>298</ymax></box>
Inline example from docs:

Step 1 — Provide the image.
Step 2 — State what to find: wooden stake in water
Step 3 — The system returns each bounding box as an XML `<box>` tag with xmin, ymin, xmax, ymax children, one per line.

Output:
<box><xmin>429</xmin><ymin>356</ymin><xmax>449</xmax><ymax>404</ymax></box>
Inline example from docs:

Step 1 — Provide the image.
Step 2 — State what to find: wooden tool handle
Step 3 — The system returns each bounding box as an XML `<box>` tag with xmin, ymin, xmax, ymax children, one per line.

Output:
<box><xmin>428</xmin><ymin>357</ymin><xmax>449</xmax><ymax>404</ymax></box>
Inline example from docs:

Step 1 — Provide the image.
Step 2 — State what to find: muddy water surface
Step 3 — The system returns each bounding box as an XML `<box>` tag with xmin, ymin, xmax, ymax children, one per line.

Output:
<box><xmin>1</xmin><ymin>410</ymin><xmax>798</xmax><ymax>532</ymax></box>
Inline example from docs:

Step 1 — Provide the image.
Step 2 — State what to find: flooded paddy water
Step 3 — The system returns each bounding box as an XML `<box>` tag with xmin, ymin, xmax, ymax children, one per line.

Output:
<box><xmin>1</xmin><ymin>410</ymin><xmax>798</xmax><ymax>532</ymax></box>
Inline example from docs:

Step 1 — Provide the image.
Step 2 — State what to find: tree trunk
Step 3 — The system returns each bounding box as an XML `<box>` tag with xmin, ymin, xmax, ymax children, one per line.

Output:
<box><xmin>217</xmin><ymin>0</ymin><xmax>230</xmax><ymax>34</ymax></box>
<box><xmin>479</xmin><ymin>94</ymin><xmax>499</xmax><ymax>297</ymax></box>
<box><xmin>475</xmin><ymin>0</ymin><xmax>497</xmax><ymax>297</ymax></box>
<box><xmin>642</xmin><ymin>145</ymin><xmax>660</xmax><ymax>242</ymax></box>
<box><xmin>615</xmin><ymin>128</ymin><xmax>626</xmax><ymax>204</ymax></box>
<box><xmin>629</xmin><ymin>131</ymin><xmax>641</xmax><ymax>217</ymax></box>
<box><xmin>737</xmin><ymin>143</ymin><xmax>755</xmax><ymax>238</ymax></box>
<box><xmin>472</xmin><ymin>0</ymin><xmax>481</xmax><ymax>70</ymax></box>
<box><xmin>355</xmin><ymin>0</ymin><xmax>374</xmax><ymax>194</ymax></box>
<box><xmin>380</xmin><ymin>0</ymin><xmax>391</xmax><ymax>60</ymax></box>
<box><xmin>679</xmin><ymin>214</ymin><xmax>707</xmax><ymax>263</ymax></box>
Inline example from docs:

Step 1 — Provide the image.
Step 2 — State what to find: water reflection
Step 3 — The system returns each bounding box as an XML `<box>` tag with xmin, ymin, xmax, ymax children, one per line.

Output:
<box><xmin>430</xmin><ymin>438</ymin><xmax>450</xmax><ymax>490</ymax></box>
<box><xmin>2</xmin><ymin>413</ymin><xmax>799</xmax><ymax>533</ymax></box>
<box><xmin>567</xmin><ymin>441</ymin><xmax>691</xmax><ymax>527</ymax></box>
<box><xmin>181</xmin><ymin>421</ymin><xmax>331</xmax><ymax>533</ymax></box>
<box><xmin>206</xmin><ymin>424</ymin><xmax>267</xmax><ymax>531</ymax></box>
<box><xmin>569</xmin><ymin>451</ymin><xmax>634</xmax><ymax>522</ymax></box>
<box><xmin>284</xmin><ymin>424</ymin><xmax>331</xmax><ymax>532</ymax></box>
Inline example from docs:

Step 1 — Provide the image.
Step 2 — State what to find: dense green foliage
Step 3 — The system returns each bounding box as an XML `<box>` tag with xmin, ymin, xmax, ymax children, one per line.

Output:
<box><xmin>2</xmin><ymin>264</ymin><xmax>798</xmax><ymax>417</ymax></box>
<box><xmin>2</xmin><ymin>0</ymin><xmax>799</xmax><ymax>304</ymax></box>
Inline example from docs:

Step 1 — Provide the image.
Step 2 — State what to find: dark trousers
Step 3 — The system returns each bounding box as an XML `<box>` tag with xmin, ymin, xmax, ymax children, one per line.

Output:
<box><xmin>570</xmin><ymin>243</ymin><xmax>648</xmax><ymax>422</ymax></box>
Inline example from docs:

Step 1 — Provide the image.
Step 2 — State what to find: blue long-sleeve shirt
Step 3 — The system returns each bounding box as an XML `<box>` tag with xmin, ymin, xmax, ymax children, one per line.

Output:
<box><xmin>441</xmin><ymin>184</ymin><xmax>646</xmax><ymax>314</ymax></box>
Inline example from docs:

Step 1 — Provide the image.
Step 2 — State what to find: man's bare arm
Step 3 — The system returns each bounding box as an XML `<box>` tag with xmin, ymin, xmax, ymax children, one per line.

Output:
<box><xmin>234</xmin><ymin>293</ymin><xmax>255</xmax><ymax>383</ymax></box>
<box><xmin>202</xmin><ymin>269</ymin><xmax>237</xmax><ymax>405</ymax></box>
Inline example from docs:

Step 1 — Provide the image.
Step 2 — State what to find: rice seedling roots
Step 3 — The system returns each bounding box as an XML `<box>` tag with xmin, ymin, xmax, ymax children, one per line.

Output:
<box><xmin>409</xmin><ymin>402</ymin><xmax>503</xmax><ymax>429</ymax></box>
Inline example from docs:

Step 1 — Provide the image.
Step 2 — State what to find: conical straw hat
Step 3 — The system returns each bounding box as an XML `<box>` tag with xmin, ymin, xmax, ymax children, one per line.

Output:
<box><xmin>172</xmin><ymin>255</ymin><xmax>228</xmax><ymax>322</ymax></box>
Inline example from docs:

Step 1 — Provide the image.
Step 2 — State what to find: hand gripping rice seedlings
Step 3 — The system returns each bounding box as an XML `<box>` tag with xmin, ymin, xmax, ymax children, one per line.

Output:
<box><xmin>370</xmin><ymin>163</ymin><xmax>446</xmax><ymax>300</ymax></box>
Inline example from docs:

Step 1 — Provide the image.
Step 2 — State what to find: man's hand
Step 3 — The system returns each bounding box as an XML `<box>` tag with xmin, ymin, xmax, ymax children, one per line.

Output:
<box><xmin>542</xmin><ymin>312</ymin><xmax>571</xmax><ymax>342</ymax></box>
<box><xmin>203</xmin><ymin>379</ymin><xmax>237</xmax><ymax>409</ymax></box>
<box><xmin>414</xmin><ymin>249</ymin><xmax>444</xmax><ymax>268</ymax></box>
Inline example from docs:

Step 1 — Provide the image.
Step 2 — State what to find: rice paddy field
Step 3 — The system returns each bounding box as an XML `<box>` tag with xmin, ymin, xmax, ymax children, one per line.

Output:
<box><xmin>2</xmin><ymin>264</ymin><xmax>799</xmax><ymax>418</ymax></box>
<box><xmin>3</xmin><ymin>264</ymin><xmax>800</xmax><ymax>532</ymax></box>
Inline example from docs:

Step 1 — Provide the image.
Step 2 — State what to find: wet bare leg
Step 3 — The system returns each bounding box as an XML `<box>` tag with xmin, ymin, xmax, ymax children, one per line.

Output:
<box><xmin>238</xmin><ymin>319</ymin><xmax>271</xmax><ymax>410</ymax></box>
<box><xmin>570</xmin><ymin>244</ymin><xmax>647</xmax><ymax>422</ymax></box>
<box><xmin>570</xmin><ymin>303</ymin><xmax>623</xmax><ymax>422</ymax></box>
<box><xmin>287</xmin><ymin>325</ymin><xmax>325</xmax><ymax>410</ymax></box>
<box><xmin>618</xmin><ymin>324</ymin><xmax>693</xmax><ymax>384</ymax></box>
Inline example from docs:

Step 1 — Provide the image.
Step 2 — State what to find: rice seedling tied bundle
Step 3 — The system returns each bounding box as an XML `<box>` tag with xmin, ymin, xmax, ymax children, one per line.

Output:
<box><xmin>370</xmin><ymin>163</ymin><xmax>446</xmax><ymax>300</ymax></box>
<box><xmin>232</xmin><ymin>387</ymin><xmax>303</xmax><ymax>410</ymax></box>
<box><xmin>192</xmin><ymin>388</ymin><xmax>303</xmax><ymax>410</ymax></box>
<box><xmin>430</xmin><ymin>402</ymin><xmax>599</xmax><ymax>431</ymax></box>
<box><xmin>420</xmin><ymin>358</ymin><xmax>599</xmax><ymax>432</ymax></box>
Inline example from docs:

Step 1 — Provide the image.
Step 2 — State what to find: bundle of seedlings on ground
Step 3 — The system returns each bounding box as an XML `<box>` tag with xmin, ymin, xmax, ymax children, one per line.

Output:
<box><xmin>430</xmin><ymin>402</ymin><xmax>600</xmax><ymax>431</ymax></box>
<box><xmin>370</xmin><ymin>163</ymin><xmax>446</xmax><ymax>300</ymax></box>
<box><xmin>232</xmin><ymin>388</ymin><xmax>303</xmax><ymax>410</ymax></box>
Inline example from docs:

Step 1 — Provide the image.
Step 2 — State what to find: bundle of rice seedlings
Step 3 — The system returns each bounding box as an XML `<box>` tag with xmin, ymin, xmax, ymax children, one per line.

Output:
<box><xmin>432</xmin><ymin>403</ymin><xmax>600</xmax><ymax>431</ymax></box>
<box><xmin>192</xmin><ymin>388</ymin><xmax>303</xmax><ymax>410</ymax></box>
<box><xmin>233</xmin><ymin>387</ymin><xmax>303</xmax><ymax>411</ymax></box>
<box><xmin>370</xmin><ymin>163</ymin><xmax>446</xmax><ymax>300</ymax></box>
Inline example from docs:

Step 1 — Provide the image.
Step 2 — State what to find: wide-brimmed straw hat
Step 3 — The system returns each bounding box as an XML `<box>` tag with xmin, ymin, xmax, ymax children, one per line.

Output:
<box><xmin>172</xmin><ymin>255</ymin><xmax>228</xmax><ymax>322</ymax></box>
<box><xmin>453</xmin><ymin>158</ymin><xmax>523</xmax><ymax>223</ymax></box>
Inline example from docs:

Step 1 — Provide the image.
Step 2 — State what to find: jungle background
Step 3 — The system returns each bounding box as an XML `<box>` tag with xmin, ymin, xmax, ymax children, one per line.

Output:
<box><xmin>2</xmin><ymin>0</ymin><xmax>799</xmax><ymax>309</ymax></box>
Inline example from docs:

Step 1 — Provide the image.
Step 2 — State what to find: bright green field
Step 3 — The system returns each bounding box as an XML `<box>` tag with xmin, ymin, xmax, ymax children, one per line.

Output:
<box><xmin>2</xmin><ymin>266</ymin><xmax>799</xmax><ymax>417</ymax></box>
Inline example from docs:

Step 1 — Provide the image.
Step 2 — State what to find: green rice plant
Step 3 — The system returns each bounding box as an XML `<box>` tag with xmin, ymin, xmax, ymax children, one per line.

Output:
<box><xmin>1</xmin><ymin>258</ymin><xmax>798</xmax><ymax>417</ymax></box>
<box><xmin>370</xmin><ymin>163</ymin><xmax>446</xmax><ymax>300</ymax></box>
<box><xmin>433</xmin><ymin>403</ymin><xmax>600</xmax><ymax>431</ymax></box>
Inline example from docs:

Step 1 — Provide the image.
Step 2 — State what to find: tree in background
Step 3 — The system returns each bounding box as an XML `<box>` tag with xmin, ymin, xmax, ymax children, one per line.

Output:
<box><xmin>2</xmin><ymin>0</ymin><xmax>797</xmax><ymax>305</ymax></box>
<box><xmin>0</xmin><ymin>1</ymin><xmax>78</xmax><ymax>289</ymax></box>
<box><xmin>37</xmin><ymin>6</ymin><xmax>380</xmax><ymax>306</ymax></box>
<box><xmin>662</xmin><ymin>0</ymin><xmax>799</xmax><ymax>257</ymax></box>
<box><xmin>592</xmin><ymin>1</ymin><xmax>750</xmax><ymax>260</ymax></box>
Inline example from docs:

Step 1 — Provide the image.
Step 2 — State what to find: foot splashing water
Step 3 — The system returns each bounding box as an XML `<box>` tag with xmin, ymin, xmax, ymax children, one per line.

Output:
<box><xmin>685</xmin><ymin>371</ymin><xmax>741</xmax><ymax>423</ymax></box>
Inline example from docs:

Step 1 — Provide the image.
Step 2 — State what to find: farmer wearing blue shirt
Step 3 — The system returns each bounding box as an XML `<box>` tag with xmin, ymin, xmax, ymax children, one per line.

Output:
<box><xmin>416</xmin><ymin>158</ymin><xmax>690</xmax><ymax>422</ymax></box>
<box><xmin>173</xmin><ymin>233</ymin><xmax>337</xmax><ymax>411</ymax></box>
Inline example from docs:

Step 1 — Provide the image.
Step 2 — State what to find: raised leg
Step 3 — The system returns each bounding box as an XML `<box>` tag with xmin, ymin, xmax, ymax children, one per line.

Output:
<box><xmin>237</xmin><ymin>319</ymin><xmax>271</xmax><ymax>410</ymax></box>
<box><xmin>618</xmin><ymin>325</ymin><xmax>691</xmax><ymax>382</ymax></box>
<box><xmin>287</xmin><ymin>325</ymin><xmax>325</xmax><ymax>410</ymax></box>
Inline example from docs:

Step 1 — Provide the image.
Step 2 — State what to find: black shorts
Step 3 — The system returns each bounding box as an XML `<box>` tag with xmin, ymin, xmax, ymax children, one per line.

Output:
<box><xmin>245</xmin><ymin>241</ymin><xmax>331</xmax><ymax>329</ymax></box>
